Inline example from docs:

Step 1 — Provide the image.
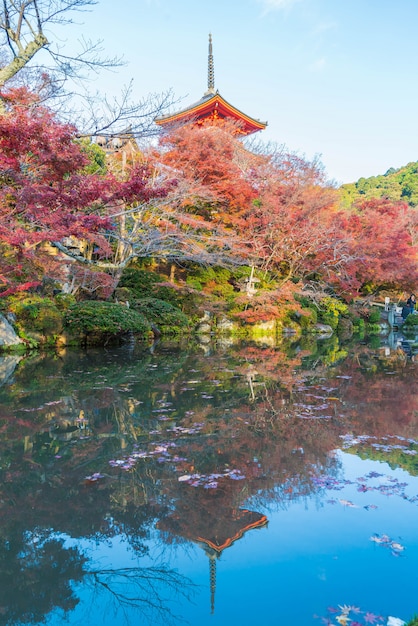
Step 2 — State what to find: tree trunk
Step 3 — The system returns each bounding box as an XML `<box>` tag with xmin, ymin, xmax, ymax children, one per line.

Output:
<box><xmin>170</xmin><ymin>263</ymin><xmax>176</xmax><ymax>282</ymax></box>
<box><xmin>0</xmin><ymin>34</ymin><xmax>48</xmax><ymax>94</ymax></box>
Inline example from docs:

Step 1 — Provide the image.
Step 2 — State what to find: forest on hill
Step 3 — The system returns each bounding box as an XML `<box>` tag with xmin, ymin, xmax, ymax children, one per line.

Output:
<box><xmin>340</xmin><ymin>161</ymin><xmax>418</xmax><ymax>207</ymax></box>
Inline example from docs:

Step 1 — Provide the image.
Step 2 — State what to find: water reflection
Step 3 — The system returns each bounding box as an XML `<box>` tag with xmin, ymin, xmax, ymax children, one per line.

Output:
<box><xmin>0</xmin><ymin>337</ymin><xmax>416</xmax><ymax>624</ymax></box>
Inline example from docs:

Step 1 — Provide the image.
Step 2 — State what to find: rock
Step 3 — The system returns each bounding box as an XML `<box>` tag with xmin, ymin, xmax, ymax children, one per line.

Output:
<box><xmin>217</xmin><ymin>316</ymin><xmax>237</xmax><ymax>334</ymax></box>
<box><xmin>196</xmin><ymin>311</ymin><xmax>213</xmax><ymax>334</ymax></box>
<box><xmin>313</xmin><ymin>323</ymin><xmax>334</xmax><ymax>337</ymax></box>
<box><xmin>0</xmin><ymin>314</ymin><xmax>23</xmax><ymax>346</ymax></box>
<box><xmin>251</xmin><ymin>320</ymin><xmax>276</xmax><ymax>332</ymax></box>
<box><xmin>196</xmin><ymin>322</ymin><xmax>212</xmax><ymax>335</ymax></box>
<box><xmin>0</xmin><ymin>355</ymin><xmax>22</xmax><ymax>386</ymax></box>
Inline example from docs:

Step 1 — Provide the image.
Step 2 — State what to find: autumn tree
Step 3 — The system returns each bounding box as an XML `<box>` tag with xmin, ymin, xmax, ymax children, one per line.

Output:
<box><xmin>0</xmin><ymin>88</ymin><xmax>172</xmax><ymax>296</ymax></box>
<box><xmin>234</xmin><ymin>150</ymin><xmax>339</xmax><ymax>278</ymax></box>
<box><xmin>335</xmin><ymin>197</ymin><xmax>418</xmax><ymax>294</ymax></box>
<box><xmin>229</xmin><ymin>146</ymin><xmax>417</xmax><ymax>298</ymax></box>
<box><xmin>0</xmin><ymin>90</ymin><xmax>251</xmax><ymax>297</ymax></box>
<box><xmin>155</xmin><ymin>122</ymin><xmax>418</xmax><ymax>300</ymax></box>
<box><xmin>158</xmin><ymin>121</ymin><xmax>261</xmax><ymax>221</ymax></box>
<box><xmin>97</xmin><ymin>120</ymin><xmax>259</xmax><ymax>278</ymax></box>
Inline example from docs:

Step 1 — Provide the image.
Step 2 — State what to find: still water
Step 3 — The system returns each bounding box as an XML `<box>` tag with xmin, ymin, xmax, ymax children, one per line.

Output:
<box><xmin>0</xmin><ymin>337</ymin><xmax>417</xmax><ymax>626</ymax></box>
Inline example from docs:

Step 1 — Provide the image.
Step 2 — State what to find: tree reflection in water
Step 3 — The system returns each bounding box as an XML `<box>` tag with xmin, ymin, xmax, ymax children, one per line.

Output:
<box><xmin>0</xmin><ymin>527</ymin><xmax>195</xmax><ymax>626</ymax></box>
<box><xmin>0</xmin><ymin>533</ymin><xmax>86</xmax><ymax>625</ymax></box>
<box><xmin>0</xmin><ymin>338</ymin><xmax>416</xmax><ymax>624</ymax></box>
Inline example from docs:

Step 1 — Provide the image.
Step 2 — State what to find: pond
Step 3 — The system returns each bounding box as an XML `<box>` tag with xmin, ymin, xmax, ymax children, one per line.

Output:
<box><xmin>0</xmin><ymin>336</ymin><xmax>417</xmax><ymax>626</ymax></box>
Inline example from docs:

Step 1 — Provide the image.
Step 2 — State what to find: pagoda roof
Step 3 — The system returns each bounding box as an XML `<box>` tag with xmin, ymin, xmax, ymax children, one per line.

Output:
<box><xmin>155</xmin><ymin>90</ymin><xmax>267</xmax><ymax>136</ymax></box>
<box><xmin>195</xmin><ymin>508</ymin><xmax>268</xmax><ymax>553</ymax></box>
<box><xmin>157</xmin><ymin>505</ymin><xmax>268</xmax><ymax>554</ymax></box>
<box><xmin>154</xmin><ymin>34</ymin><xmax>267</xmax><ymax>136</ymax></box>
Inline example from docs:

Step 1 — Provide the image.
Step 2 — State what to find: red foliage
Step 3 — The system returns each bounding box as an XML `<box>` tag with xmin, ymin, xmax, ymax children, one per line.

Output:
<box><xmin>0</xmin><ymin>89</ymin><xmax>170</xmax><ymax>295</ymax></box>
<box><xmin>159</xmin><ymin>122</ymin><xmax>259</xmax><ymax>217</ymax></box>
<box><xmin>335</xmin><ymin>198</ymin><xmax>418</xmax><ymax>293</ymax></box>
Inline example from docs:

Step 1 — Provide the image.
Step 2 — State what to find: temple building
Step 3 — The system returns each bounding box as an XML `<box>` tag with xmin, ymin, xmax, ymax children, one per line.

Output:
<box><xmin>155</xmin><ymin>35</ymin><xmax>267</xmax><ymax>136</ymax></box>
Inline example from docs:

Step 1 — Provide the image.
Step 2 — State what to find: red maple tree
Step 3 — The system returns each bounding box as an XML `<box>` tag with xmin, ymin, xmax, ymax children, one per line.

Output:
<box><xmin>0</xmin><ymin>88</ymin><xmax>169</xmax><ymax>296</ymax></box>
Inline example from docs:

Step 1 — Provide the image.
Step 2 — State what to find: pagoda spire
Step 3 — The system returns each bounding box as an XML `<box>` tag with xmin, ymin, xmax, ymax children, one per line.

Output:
<box><xmin>205</xmin><ymin>33</ymin><xmax>216</xmax><ymax>95</ymax></box>
<box><xmin>209</xmin><ymin>552</ymin><xmax>217</xmax><ymax>614</ymax></box>
<box><xmin>155</xmin><ymin>34</ymin><xmax>267</xmax><ymax>135</ymax></box>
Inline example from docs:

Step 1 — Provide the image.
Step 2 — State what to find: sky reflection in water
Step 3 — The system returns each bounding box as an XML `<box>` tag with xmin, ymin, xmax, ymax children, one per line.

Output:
<box><xmin>0</xmin><ymin>340</ymin><xmax>416</xmax><ymax>626</ymax></box>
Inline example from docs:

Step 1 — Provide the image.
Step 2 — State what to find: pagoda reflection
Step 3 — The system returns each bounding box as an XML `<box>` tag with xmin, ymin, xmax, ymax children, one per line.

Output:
<box><xmin>157</xmin><ymin>483</ymin><xmax>267</xmax><ymax>613</ymax></box>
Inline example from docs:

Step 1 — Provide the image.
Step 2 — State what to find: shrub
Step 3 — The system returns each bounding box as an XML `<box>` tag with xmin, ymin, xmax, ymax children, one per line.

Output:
<box><xmin>63</xmin><ymin>301</ymin><xmax>152</xmax><ymax>345</ymax></box>
<box><xmin>54</xmin><ymin>294</ymin><xmax>77</xmax><ymax>311</ymax></box>
<box><xmin>318</xmin><ymin>297</ymin><xmax>348</xmax><ymax>330</ymax></box>
<box><xmin>9</xmin><ymin>296</ymin><xmax>63</xmax><ymax>337</ymax></box>
<box><xmin>118</xmin><ymin>267</ymin><xmax>180</xmax><ymax>305</ymax></box>
<box><xmin>186</xmin><ymin>266</ymin><xmax>235</xmax><ymax>299</ymax></box>
<box><xmin>299</xmin><ymin>307</ymin><xmax>317</xmax><ymax>331</ymax></box>
<box><xmin>368</xmin><ymin>307</ymin><xmax>382</xmax><ymax>323</ymax></box>
<box><xmin>368</xmin><ymin>335</ymin><xmax>381</xmax><ymax>348</ymax></box>
<box><xmin>185</xmin><ymin>265</ymin><xmax>263</xmax><ymax>301</ymax></box>
<box><xmin>132</xmin><ymin>298</ymin><xmax>190</xmax><ymax>334</ymax></box>
<box><xmin>352</xmin><ymin>317</ymin><xmax>365</xmax><ymax>333</ymax></box>
<box><xmin>404</xmin><ymin>314</ymin><xmax>418</xmax><ymax>327</ymax></box>
<box><xmin>365</xmin><ymin>323</ymin><xmax>382</xmax><ymax>335</ymax></box>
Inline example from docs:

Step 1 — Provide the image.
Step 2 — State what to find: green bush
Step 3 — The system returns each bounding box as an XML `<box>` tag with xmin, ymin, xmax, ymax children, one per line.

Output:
<box><xmin>352</xmin><ymin>317</ymin><xmax>365</xmax><ymax>332</ymax></box>
<box><xmin>366</xmin><ymin>323</ymin><xmax>382</xmax><ymax>335</ymax></box>
<box><xmin>292</xmin><ymin>307</ymin><xmax>317</xmax><ymax>331</ymax></box>
<box><xmin>132</xmin><ymin>298</ymin><xmax>190</xmax><ymax>334</ymax></box>
<box><xmin>294</xmin><ymin>294</ymin><xmax>311</xmax><ymax>308</ymax></box>
<box><xmin>368</xmin><ymin>307</ymin><xmax>382</xmax><ymax>323</ymax></box>
<box><xmin>63</xmin><ymin>301</ymin><xmax>152</xmax><ymax>344</ymax></box>
<box><xmin>302</xmin><ymin>307</ymin><xmax>317</xmax><ymax>329</ymax></box>
<box><xmin>9</xmin><ymin>296</ymin><xmax>63</xmax><ymax>336</ymax></box>
<box><xmin>404</xmin><ymin>314</ymin><xmax>418</xmax><ymax>327</ymax></box>
<box><xmin>186</xmin><ymin>266</ymin><xmax>235</xmax><ymax>298</ymax></box>
<box><xmin>317</xmin><ymin>297</ymin><xmax>349</xmax><ymax>330</ymax></box>
<box><xmin>118</xmin><ymin>267</ymin><xmax>180</xmax><ymax>305</ymax></box>
<box><xmin>367</xmin><ymin>335</ymin><xmax>381</xmax><ymax>348</ymax></box>
<box><xmin>54</xmin><ymin>294</ymin><xmax>77</xmax><ymax>311</ymax></box>
<box><xmin>185</xmin><ymin>265</ymin><xmax>261</xmax><ymax>300</ymax></box>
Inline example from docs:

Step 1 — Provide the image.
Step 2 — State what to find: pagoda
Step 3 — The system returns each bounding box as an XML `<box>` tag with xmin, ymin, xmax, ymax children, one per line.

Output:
<box><xmin>155</xmin><ymin>35</ymin><xmax>267</xmax><ymax>136</ymax></box>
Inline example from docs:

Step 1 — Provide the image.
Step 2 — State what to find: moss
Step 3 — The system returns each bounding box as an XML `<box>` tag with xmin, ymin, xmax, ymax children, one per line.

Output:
<box><xmin>8</xmin><ymin>296</ymin><xmax>63</xmax><ymax>339</ymax></box>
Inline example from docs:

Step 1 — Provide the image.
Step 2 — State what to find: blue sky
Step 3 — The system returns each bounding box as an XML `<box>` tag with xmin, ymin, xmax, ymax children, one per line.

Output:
<box><xmin>59</xmin><ymin>0</ymin><xmax>418</xmax><ymax>185</ymax></box>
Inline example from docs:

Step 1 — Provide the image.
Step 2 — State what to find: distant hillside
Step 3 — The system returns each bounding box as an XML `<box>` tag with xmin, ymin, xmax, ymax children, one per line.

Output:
<box><xmin>339</xmin><ymin>161</ymin><xmax>418</xmax><ymax>207</ymax></box>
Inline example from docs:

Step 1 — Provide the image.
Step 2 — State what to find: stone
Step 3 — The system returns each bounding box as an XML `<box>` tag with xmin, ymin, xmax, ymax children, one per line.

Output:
<box><xmin>0</xmin><ymin>314</ymin><xmax>23</xmax><ymax>346</ymax></box>
<box><xmin>217</xmin><ymin>316</ymin><xmax>237</xmax><ymax>333</ymax></box>
<box><xmin>0</xmin><ymin>355</ymin><xmax>23</xmax><ymax>386</ymax></box>
<box><xmin>313</xmin><ymin>323</ymin><xmax>334</xmax><ymax>337</ymax></box>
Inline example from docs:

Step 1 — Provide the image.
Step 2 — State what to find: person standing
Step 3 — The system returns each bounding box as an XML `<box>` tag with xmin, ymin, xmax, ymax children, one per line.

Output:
<box><xmin>406</xmin><ymin>294</ymin><xmax>416</xmax><ymax>315</ymax></box>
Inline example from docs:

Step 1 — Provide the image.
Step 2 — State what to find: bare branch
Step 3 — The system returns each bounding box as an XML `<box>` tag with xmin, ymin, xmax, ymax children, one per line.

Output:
<box><xmin>0</xmin><ymin>0</ymin><xmax>119</xmax><ymax>91</ymax></box>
